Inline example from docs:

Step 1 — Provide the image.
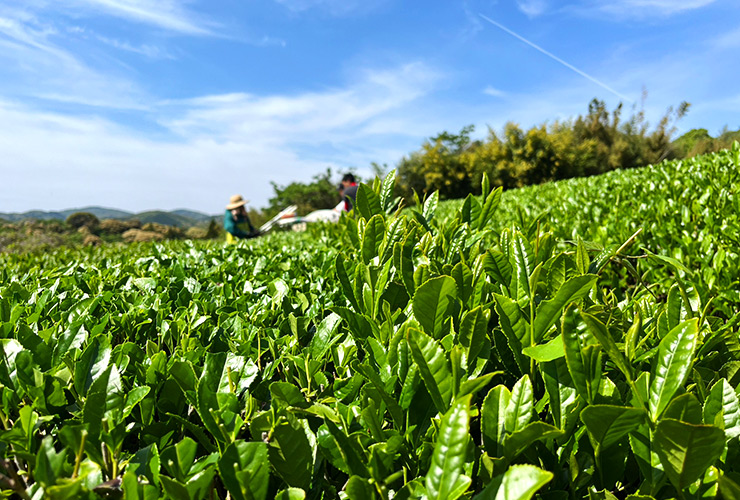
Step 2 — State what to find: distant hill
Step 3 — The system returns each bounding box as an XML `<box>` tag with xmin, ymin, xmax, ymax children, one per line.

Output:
<box><xmin>170</xmin><ymin>209</ymin><xmax>217</xmax><ymax>223</ymax></box>
<box><xmin>73</xmin><ymin>207</ymin><xmax>134</xmax><ymax>220</ymax></box>
<box><xmin>0</xmin><ymin>206</ymin><xmax>217</xmax><ymax>227</ymax></box>
<box><xmin>0</xmin><ymin>210</ymin><xmax>70</xmax><ymax>222</ymax></box>
<box><xmin>0</xmin><ymin>206</ymin><xmax>133</xmax><ymax>222</ymax></box>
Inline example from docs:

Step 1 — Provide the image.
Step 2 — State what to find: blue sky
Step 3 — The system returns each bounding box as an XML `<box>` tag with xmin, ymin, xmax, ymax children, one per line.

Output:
<box><xmin>1</xmin><ymin>0</ymin><xmax>738</xmax><ymax>213</ymax></box>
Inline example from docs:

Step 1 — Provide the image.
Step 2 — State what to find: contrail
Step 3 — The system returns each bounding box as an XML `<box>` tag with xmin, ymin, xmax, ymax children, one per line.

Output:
<box><xmin>478</xmin><ymin>13</ymin><xmax>634</xmax><ymax>103</ymax></box>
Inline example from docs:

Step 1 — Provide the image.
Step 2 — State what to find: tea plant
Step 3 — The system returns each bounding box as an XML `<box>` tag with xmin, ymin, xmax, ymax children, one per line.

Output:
<box><xmin>1</xmin><ymin>145</ymin><xmax>739</xmax><ymax>499</ymax></box>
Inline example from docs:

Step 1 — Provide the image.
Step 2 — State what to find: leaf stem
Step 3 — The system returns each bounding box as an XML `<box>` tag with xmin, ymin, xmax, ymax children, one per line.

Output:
<box><xmin>0</xmin><ymin>409</ymin><xmax>9</xmax><ymax>431</ymax></box>
<box><xmin>72</xmin><ymin>430</ymin><xmax>88</xmax><ymax>479</ymax></box>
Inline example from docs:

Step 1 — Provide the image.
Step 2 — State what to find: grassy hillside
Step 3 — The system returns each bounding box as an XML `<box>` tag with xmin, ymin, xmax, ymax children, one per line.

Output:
<box><xmin>0</xmin><ymin>147</ymin><xmax>738</xmax><ymax>499</ymax></box>
<box><xmin>437</xmin><ymin>144</ymin><xmax>739</xmax><ymax>310</ymax></box>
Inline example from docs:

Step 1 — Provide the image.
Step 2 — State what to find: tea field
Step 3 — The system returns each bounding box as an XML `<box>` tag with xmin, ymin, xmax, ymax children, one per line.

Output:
<box><xmin>1</xmin><ymin>145</ymin><xmax>739</xmax><ymax>499</ymax></box>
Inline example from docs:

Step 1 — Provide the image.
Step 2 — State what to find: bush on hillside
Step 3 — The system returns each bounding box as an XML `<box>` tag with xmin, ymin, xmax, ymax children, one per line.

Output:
<box><xmin>205</xmin><ymin>219</ymin><xmax>221</xmax><ymax>239</ymax></box>
<box><xmin>122</xmin><ymin>229</ymin><xmax>165</xmax><ymax>243</ymax></box>
<box><xmin>673</xmin><ymin>127</ymin><xmax>740</xmax><ymax>157</ymax></box>
<box><xmin>185</xmin><ymin>227</ymin><xmax>208</xmax><ymax>239</ymax></box>
<box><xmin>83</xmin><ymin>234</ymin><xmax>102</xmax><ymax>247</ymax></box>
<box><xmin>99</xmin><ymin>219</ymin><xmax>141</xmax><ymax>235</ymax></box>
<box><xmin>141</xmin><ymin>223</ymin><xmax>184</xmax><ymax>239</ymax></box>
<box><xmin>66</xmin><ymin>212</ymin><xmax>100</xmax><ymax>230</ymax></box>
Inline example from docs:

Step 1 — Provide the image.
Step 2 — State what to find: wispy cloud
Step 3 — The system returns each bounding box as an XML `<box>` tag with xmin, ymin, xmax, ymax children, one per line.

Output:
<box><xmin>0</xmin><ymin>11</ymin><xmax>146</xmax><ymax>108</ymax></box>
<box><xmin>0</xmin><ymin>1</ymin><xmax>287</xmax><ymax>111</ymax></box>
<box><xmin>517</xmin><ymin>0</ymin><xmax>548</xmax><ymax>17</ymax></box>
<box><xmin>714</xmin><ymin>26</ymin><xmax>740</xmax><ymax>49</ymax></box>
<box><xmin>273</xmin><ymin>0</ymin><xmax>388</xmax><ymax>16</ymax></box>
<box><xmin>244</xmin><ymin>34</ymin><xmax>287</xmax><ymax>48</ymax></box>
<box><xmin>160</xmin><ymin>63</ymin><xmax>442</xmax><ymax>143</ymax></box>
<box><xmin>458</xmin><ymin>3</ymin><xmax>484</xmax><ymax>42</ymax></box>
<box><xmin>0</xmin><ymin>14</ymin><xmax>60</xmax><ymax>55</ymax></box>
<box><xmin>583</xmin><ymin>0</ymin><xmax>718</xmax><ymax>18</ymax></box>
<box><xmin>483</xmin><ymin>86</ymin><xmax>506</xmax><ymax>98</ymax></box>
<box><xmin>478</xmin><ymin>14</ymin><xmax>634</xmax><ymax>102</ymax></box>
<box><xmin>66</xmin><ymin>0</ymin><xmax>214</xmax><ymax>35</ymax></box>
<box><xmin>93</xmin><ymin>33</ymin><xmax>176</xmax><ymax>59</ymax></box>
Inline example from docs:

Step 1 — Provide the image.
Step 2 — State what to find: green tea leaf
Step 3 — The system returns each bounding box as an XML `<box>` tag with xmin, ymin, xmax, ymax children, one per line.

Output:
<box><xmin>478</xmin><ymin>187</ymin><xmax>502</xmax><ymax>229</ymax></box>
<box><xmin>582</xmin><ymin>312</ymin><xmax>633</xmax><ymax>383</ymax></box>
<box><xmin>719</xmin><ymin>474</ymin><xmax>740</xmax><ymax>500</ymax></box>
<box><xmin>483</xmin><ymin>250</ymin><xmax>512</xmax><ymax>288</ymax></box>
<box><xmin>511</xmin><ymin>232</ymin><xmax>533</xmax><ymax>300</ymax></box>
<box><xmin>664</xmin><ymin>393</ymin><xmax>702</xmax><ymax>425</ymax></box>
<box><xmin>475</xmin><ymin>464</ymin><xmax>553</xmax><ymax>500</ymax></box>
<box><xmin>275</xmin><ymin>488</ymin><xmax>306</xmax><ymax>500</ymax></box>
<box><xmin>361</xmin><ymin>214</ymin><xmax>385</xmax><ymax>264</ymax></box>
<box><xmin>379</xmin><ymin>169</ymin><xmax>397</xmax><ymax>211</ymax></box>
<box><xmin>533</xmin><ymin>275</ymin><xmax>596</xmax><ymax>343</ymax></box>
<box><xmin>356</xmin><ymin>184</ymin><xmax>382</xmax><ymax>221</ymax></box>
<box><xmin>703</xmin><ymin>378</ymin><xmax>740</xmax><ymax>441</ymax></box>
<box><xmin>74</xmin><ymin>335</ymin><xmax>111</xmax><ymax>397</ymax></box>
<box><xmin>459</xmin><ymin>306</ymin><xmax>488</xmax><ymax>366</ymax></box>
<box><xmin>270</xmin><ymin>417</ymin><xmax>315</xmax><ymax>490</ymax></box>
<box><xmin>128</xmin><ymin>444</ymin><xmax>160</xmax><ymax>487</ymax></box>
<box><xmin>505</xmin><ymin>375</ymin><xmax>534</xmax><ymax>434</ymax></box>
<box><xmin>423</xmin><ymin>191</ymin><xmax>439</xmax><ymax>222</ymax></box>
<box><xmin>309</xmin><ymin>313</ymin><xmax>342</xmax><ymax>360</ymax></box>
<box><xmin>580</xmin><ymin>405</ymin><xmax>646</xmax><ymax>451</ymax></box>
<box><xmin>160</xmin><ymin>437</ymin><xmax>198</xmax><ymax>481</ymax></box>
<box><xmin>503</xmin><ymin>421</ymin><xmax>562</xmax><ymax>459</ymax></box>
<box><xmin>413</xmin><ymin>276</ymin><xmax>458</xmax><ymax>339</ymax></box>
<box><xmin>562</xmin><ymin>312</ymin><xmax>597</xmax><ymax>403</ymax></box>
<box><xmin>654</xmin><ymin>418</ymin><xmax>725</xmax><ymax>491</ymax></box>
<box><xmin>493</xmin><ymin>293</ymin><xmax>528</xmax><ymax>369</ymax></box>
<box><xmin>426</xmin><ymin>395</ymin><xmax>472</xmax><ymax>500</ymax></box>
<box><xmin>219</xmin><ymin>441</ymin><xmax>269</xmax><ymax>500</ymax></box>
<box><xmin>482</xmin><ymin>385</ymin><xmax>511</xmax><ymax>456</ymax></box>
<box><xmin>336</xmin><ymin>255</ymin><xmax>360</xmax><ymax>311</ymax></box>
<box><xmin>408</xmin><ymin>328</ymin><xmax>453</xmax><ymax>414</ymax></box>
<box><xmin>522</xmin><ymin>335</ymin><xmax>564</xmax><ymax>362</ymax></box>
<box><xmin>649</xmin><ymin>319</ymin><xmax>698</xmax><ymax>420</ymax></box>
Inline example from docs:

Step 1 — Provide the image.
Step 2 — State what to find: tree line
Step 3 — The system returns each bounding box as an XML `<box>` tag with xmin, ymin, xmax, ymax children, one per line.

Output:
<box><xmin>260</xmin><ymin>98</ymin><xmax>739</xmax><ymax>219</ymax></box>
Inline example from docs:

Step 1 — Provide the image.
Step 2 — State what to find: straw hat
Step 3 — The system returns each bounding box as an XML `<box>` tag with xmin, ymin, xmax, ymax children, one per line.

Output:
<box><xmin>226</xmin><ymin>194</ymin><xmax>248</xmax><ymax>210</ymax></box>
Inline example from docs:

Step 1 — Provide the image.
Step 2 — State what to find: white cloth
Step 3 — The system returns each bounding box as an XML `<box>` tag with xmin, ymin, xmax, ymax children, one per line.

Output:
<box><xmin>303</xmin><ymin>209</ymin><xmax>340</xmax><ymax>223</ymax></box>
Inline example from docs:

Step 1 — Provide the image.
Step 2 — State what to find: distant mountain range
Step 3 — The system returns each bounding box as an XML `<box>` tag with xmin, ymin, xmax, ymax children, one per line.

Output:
<box><xmin>0</xmin><ymin>206</ymin><xmax>219</xmax><ymax>227</ymax></box>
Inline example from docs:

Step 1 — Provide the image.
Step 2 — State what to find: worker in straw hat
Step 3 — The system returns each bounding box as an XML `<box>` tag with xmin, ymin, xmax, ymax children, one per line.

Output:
<box><xmin>224</xmin><ymin>194</ymin><xmax>259</xmax><ymax>243</ymax></box>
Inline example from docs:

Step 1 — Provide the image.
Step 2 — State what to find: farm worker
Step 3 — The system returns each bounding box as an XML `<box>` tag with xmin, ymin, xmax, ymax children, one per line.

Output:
<box><xmin>334</xmin><ymin>183</ymin><xmax>347</xmax><ymax>212</ymax></box>
<box><xmin>341</xmin><ymin>173</ymin><xmax>358</xmax><ymax>211</ymax></box>
<box><xmin>224</xmin><ymin>195</ymin><xmax>258</xmax><ymax>243</ymax></box>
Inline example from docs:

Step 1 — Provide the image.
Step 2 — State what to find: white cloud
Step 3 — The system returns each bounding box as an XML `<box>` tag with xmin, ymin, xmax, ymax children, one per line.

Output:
<box><xmin>160</xmin><ymin>63</ymin><xmax>442</xmax><ymax>143</ymax></box>
<box><xmin>483</xmin><ymin>86</ymin><xmax>506</xmax><ymax>98</ymax></box>
<box><xmin>0</xmin><ymin>63</ymin><xmax>445</xmax><ymax>213</ymax></box>
<box><xmin>585</xmin><ymin>0</ymin><xmax>718</xmax><ymax>17</ymax></box>
<box><xmin>0</xmin><ymin>14</ymin><xmax>59</xmax><ymax>54</ymax></box>
<box><xmin>0</xmin><ymin>0</ymin><xmax>215</xmax><ymax>35</ymax></box>
<box><xmin>0</xmin><ymin>99</ymin><xmax>298</xmax><ymax>213</ymax></box>
<box><xmin>516</xmin><ymin>0</ymin><xmax>548</xmax><ymax>17</ymax></box>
